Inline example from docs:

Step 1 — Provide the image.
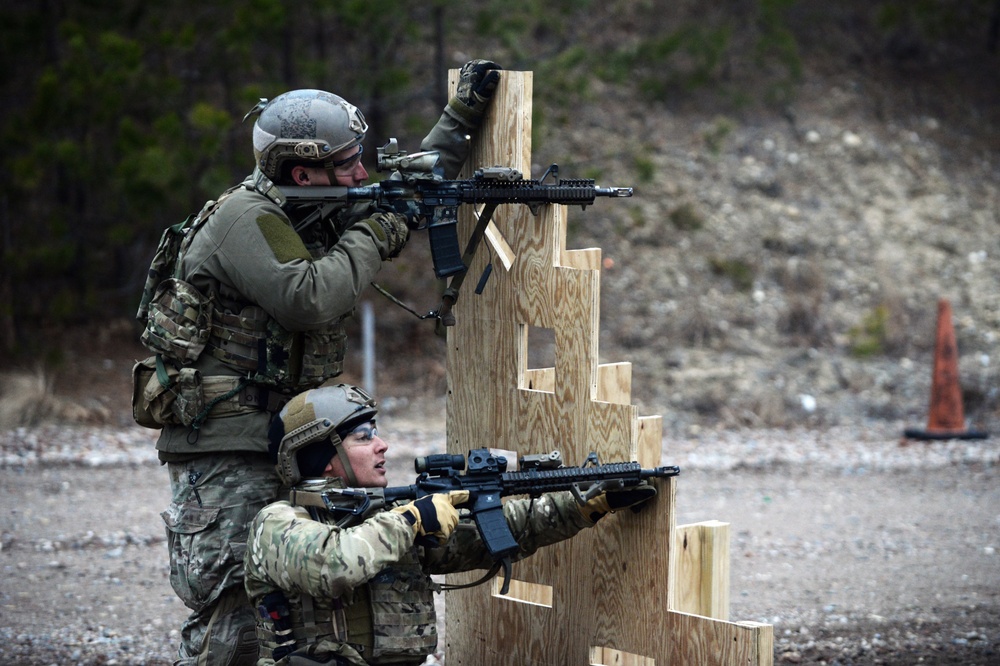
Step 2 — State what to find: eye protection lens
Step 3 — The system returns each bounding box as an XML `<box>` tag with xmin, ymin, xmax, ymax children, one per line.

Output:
<box><xmin>326</xmin><ymin>145</ymin><xmax>364</xmax><ymax>171</ymax></box>
<box><xmin>346</xmin><ymin>421</ymin><xmax>378</xmax><ymax>442</ymax></box>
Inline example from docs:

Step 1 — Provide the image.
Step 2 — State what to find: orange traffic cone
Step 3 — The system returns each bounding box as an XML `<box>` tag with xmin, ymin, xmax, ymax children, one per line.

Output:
<box><xmin>904</xmin><ymin>299</ymin><xmax>988</xmax><ymax>440</ymax></box>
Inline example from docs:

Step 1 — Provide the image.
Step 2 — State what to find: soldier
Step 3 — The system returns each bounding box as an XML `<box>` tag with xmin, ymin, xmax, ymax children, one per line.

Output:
<box><xmin>134</xmin><ymin>61</ymin><xmax>502</xmax><ymax>665</ymax></box>
<box><xmin>244</xmin><ymin>384</ymin><xmax>656</xmax><ymax>665</ymax></box>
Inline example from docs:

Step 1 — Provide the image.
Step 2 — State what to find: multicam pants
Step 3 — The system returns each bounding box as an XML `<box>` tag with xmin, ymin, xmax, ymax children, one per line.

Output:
<box><xmin>162</xmin><ymin>451</ymin><xmax>281</xmax><ymax>666</ymax></box>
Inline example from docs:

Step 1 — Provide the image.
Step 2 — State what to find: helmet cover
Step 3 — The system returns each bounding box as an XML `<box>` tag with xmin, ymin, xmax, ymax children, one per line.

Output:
<box><xmin>250</xmin><ymin>90</ymin><xmax>368</xmax><ymax>179</ymax></box>
<box><xmin>268</xmin><ymin>384</ymin><xmax>378</xmax><ymax>485</ymax></box>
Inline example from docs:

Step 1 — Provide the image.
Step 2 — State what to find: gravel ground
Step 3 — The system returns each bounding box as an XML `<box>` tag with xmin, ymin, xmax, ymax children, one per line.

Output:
<box><xmin>1</xmin><ymin>414</ymin><xmax>997</xmax><ymax>665</ymax></box>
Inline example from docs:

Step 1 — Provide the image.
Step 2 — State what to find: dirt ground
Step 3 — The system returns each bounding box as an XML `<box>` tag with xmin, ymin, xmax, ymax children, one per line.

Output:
<box><xmin>1</xmin><ymin>414</ymin><xmax>997</xmax><ymax>665</ymax></box>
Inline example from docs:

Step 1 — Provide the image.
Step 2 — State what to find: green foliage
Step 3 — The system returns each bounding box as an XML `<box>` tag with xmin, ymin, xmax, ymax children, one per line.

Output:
<box><xmin>471</xmin><ymin>0</ymin><xmax>592</xmax><ymax>50</ymax></box>
<box><xmin>627</xmin><ymin>205</ymin><xmax>646</xmax><ymax>232</ymax></box>
<box><xmin>669</xmin><ymin>203</ymin><xmax>705</xmax><ymax>232</ymax></box>
<box><xmin>703</xmin><ymin>115</ymin><xmax>735</xmax><ymax>155</ymax></box>
<box><xmin>848</xmin><ymin>305</ymin><xmax>890</xmax><ymax>357</ymax></box>
<box><xmin>875</xmin><ymin>0</ymin><xmax>995</xmax><ymax>42</ymax></box>
<box><xmin>535</xmin><ymin>45</ymin><xmax>595</xmax><ymax>112</ymax></box>
<box><xmin>633</xmin><ymin>154</ymin><xmax>656</xmax><ymax>184</ymax></box>
<box><xmin>754</xmin><ymin>0</ymin><xmax>803</xmax><ymax>103</ymax></box>
<box><xmin>0</xmin><ymin>0</ymin><xmax>993</xmax><ymax>350</ymax></box>
<box><xmin>598</xmin><ymin>25</ymin><xmax>734</xmax><ymax>101</ymax></box>
<box><xmin>709</xmin><ymin>256</ymin><xmax>755</xmax><ymax>292</ymax></box>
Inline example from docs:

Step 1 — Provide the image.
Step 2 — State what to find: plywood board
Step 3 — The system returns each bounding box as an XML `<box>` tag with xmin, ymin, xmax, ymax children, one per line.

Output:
<box><xmin>444</xmin><ymin>69</ymin><xmax>772</xmax><ymax>666</ymax></box>
<box><xmin>673</xmin><ymin>521</ymin><xmax>732</xmax><ymax>621</ymax></box>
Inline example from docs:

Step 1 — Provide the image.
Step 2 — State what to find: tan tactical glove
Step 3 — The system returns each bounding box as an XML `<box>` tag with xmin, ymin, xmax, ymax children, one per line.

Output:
<box><xmin>392</xmin><ymin>490</ymin><xmax>470</xmax><ymax>543</ymax></box>
<box><xmin>448</xmin><ymin>59</ymin><xmax>502</xmax><ymax>127</ymax></box>
<box><xmin>360</xmin><ymin>211</ymin><xmax>410</xmax><ymax>259</ymax></box>
<box><xmin>579</xmin><ymin>483</ymin><xmax>657</xmax><ymax>523</ymax></box>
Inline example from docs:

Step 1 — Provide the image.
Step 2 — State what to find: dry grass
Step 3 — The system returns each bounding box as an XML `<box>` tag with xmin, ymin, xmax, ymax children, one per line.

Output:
<box><xmin>0</xmin><ymin>368</ymin><xmax>111</xmax><ymax>429</ymax></box>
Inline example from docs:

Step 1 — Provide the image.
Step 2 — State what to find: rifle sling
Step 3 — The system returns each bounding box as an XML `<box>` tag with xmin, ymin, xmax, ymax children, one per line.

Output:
<box><xmin>287</xmin><ymin>489</ymin><xmax>329</xmax><ymax>508</ymax></box>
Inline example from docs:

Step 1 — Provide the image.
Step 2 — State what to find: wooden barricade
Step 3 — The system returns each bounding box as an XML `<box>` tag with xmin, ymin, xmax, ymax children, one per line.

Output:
<box><xmin>443</xmin><ymin>69</ymin><xmax>772</xmax><ymax>665</ymax></box>
<box><xmin>672</xmin><ymin>521</ymin><xmax>731</xmax><ymax>621</ymax></box>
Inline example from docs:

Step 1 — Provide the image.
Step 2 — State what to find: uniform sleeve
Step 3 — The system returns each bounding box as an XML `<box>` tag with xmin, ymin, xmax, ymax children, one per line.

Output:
<box><xmin>419</xmin><ymin>491</ymin><xmax>594</xmax><ymax>575</ymax></box>
<box><xmin>420</xmin><ymin>111</ymin><xmax>473</xmax><ymax>180</ymax></box>
<box><xmin>245</xmin><ymin>501</ymin><xmax>417</xmax><ymax>600</ymax></box>
<box><xmin>190</xmin><ymin>195</ymin><xmax>384</xmax><ymax>331</ymax></box>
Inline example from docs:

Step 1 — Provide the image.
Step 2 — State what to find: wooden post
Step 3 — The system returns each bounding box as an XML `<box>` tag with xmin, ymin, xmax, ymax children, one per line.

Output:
<box><xmin>443</xmin><ymin>70</ymin><xmax>772</xmax><ymax>666</ymax></box>
<box><xmin>672</xmin><ymin>521</ymin><xmax>732</xmax><ymax>621</ymax></box>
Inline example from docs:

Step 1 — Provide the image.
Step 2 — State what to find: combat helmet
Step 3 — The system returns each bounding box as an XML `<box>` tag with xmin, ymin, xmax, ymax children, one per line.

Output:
<box><xmin>245</xmin><ymin>89</ymin><xmax>368</xmax><ymax>181</ymax></box>
<box><xmin>268</xmin><ymin>384</ymin><xmax>378</xmax><ymax>487</ymax></box>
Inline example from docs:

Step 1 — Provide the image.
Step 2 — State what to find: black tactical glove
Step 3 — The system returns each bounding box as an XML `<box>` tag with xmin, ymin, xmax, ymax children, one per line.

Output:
<box><xmin>360</xmin><ymin>211</ymin><xmax>410</xmax><ymax>259</ymax></box>
<box><xmin>385</xmin><ymin>200</ymin><xmax>425</xmax><ymax>230</ymax></box>
<box><xmin>448</xmin><ymin>59</ymin><xmax>502</xmax><ymax>126</ymax></box>
<box><xmin>579</xmin><ymin>482</ymin><xmax>658</xmax><ymax>523</ymax></box>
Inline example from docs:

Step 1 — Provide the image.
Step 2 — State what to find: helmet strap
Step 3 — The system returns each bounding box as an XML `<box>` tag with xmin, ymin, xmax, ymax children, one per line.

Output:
<box><xmin>336</xmin><ymin>444</ymin><xmax>360</xmax><ymax>486</ymax></box>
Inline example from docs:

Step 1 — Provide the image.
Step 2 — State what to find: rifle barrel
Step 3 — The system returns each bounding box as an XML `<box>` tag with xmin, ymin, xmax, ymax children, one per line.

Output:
<box><xmin>597</xmin><ymin>186</ymin><xmax>634</xmax><ymax>197</ymax></box>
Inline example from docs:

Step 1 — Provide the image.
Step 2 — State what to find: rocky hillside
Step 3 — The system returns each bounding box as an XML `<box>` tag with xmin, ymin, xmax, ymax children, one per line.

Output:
<box><xmin>3</xmin><ymin>58</ymin><xmax>998</xmax><ymax>438</ymax></box>
<box><xmin>366</xmin><ymin>57</ymin><xmax>1000</xmax><ymax>438</ymax></box>
<box><xmin>546</xmin><ymin>64</ymin><xmax>1000</xmax><ymax>435</ymax></box>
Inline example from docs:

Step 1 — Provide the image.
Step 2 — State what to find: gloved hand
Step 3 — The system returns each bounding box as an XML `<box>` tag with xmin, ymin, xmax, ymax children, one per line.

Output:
<box><xmin>448</xmin><ymin>59</ymin><xmax>502</xmax><ymax>126</ymax></box>
<box><xmin>579</xmin><ymin>482</ymin><xmax>657</xmax><ymax>523</ymax></box>
<box><xmin>392</xmin><ymin>490</ymin><xmax>470</xmax><ymax>543</ymax></box>
<box><xmin>360</xmin><ymin>211</ymin><xmax>410</xmax><ymax>259</ymax></box>
<box><xmin>384</xmin><ymin>200</ymin><xmax>425</xmax><ymax>230</ymax></box>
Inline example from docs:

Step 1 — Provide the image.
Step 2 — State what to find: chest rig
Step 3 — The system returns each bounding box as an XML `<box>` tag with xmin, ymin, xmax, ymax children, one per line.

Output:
<box><xmin>133</xmin><ymin>174</ymin><xmax>352</xmax><ymax>430</ymax></box>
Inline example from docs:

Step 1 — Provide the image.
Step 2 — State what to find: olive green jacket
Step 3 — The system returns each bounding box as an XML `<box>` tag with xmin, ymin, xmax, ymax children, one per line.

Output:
<box><xmin>154</xmin><ymin>109</ymin><xmax>474</xmax><ymax>458</ymax></box>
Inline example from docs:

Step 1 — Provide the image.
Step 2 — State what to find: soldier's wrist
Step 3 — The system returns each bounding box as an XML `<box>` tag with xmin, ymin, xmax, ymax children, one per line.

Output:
<box><xmin>445</xmin><ymin>97</ymin><xmax>480</xmax><ymax>129</ymax></box>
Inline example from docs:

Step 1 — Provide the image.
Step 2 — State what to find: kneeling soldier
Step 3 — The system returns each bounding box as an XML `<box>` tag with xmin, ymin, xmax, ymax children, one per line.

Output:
<box><xmin>245</xmin><ymin>384</ymin><xmax>653</xmax><ymax>665</ymax></box>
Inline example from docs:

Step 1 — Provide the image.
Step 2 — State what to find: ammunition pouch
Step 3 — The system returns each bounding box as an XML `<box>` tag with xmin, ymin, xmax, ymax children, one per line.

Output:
<box><xmin>207</xmin><ymin>305</ymin><xmax>347</xmax><ymax>392</ymax></box>
<box><xmin>132</xmin><ymin>356</ymin><xmax>168</xmax><ymax>429</ymax></box>
<box><xmin>141</xmin><ymin>278</ymin><xmax>214</xmax><ymax>364</ymax></box>
<box><xmin>367</xmin><ymin>565</ymin><xmax>438</xmax><ymax>660</ymax></box>
<box><xmin>132</xmin><ymin>355</ymin><xmax>188</xmax><ymax>429</ymax></box>
<box><xmin>131</xmin><ymin>355</ymin><xmax>285</xmax><ymax>430</ymax></box>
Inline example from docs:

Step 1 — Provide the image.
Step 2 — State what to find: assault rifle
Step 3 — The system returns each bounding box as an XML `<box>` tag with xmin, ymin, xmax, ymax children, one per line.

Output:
<box><xmin>278</xmin><ymin>139</ymin><xmax>633</xmax><ymax>325</ymax></box>
<box><xmin>290</xmin><ymin>447</ymin><xmax>679</xmax><ymax>593</ymax></box>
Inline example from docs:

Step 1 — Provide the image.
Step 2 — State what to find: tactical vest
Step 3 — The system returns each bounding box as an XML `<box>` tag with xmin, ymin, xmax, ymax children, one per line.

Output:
<box><xmin>133</xmin><ymin>173</ymin><xmax>349</xmax><ymax>428</ymax></box>
<box><xmin>255</xmin><ymin>485</ymin><xmax>438</xmax><ymax>666</ymax></box>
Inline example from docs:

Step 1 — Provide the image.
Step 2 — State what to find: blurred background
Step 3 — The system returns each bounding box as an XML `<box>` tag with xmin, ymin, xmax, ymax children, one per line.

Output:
<box><xmin>1</xmin><ymin>0</ymin><xmax>998</xmax><ymax>434</ymax></box>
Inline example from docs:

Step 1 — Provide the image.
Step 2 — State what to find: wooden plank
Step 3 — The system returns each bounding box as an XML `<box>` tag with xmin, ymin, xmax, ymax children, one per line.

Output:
<box><xmin>637</xmin><ymin>415</ymin><xmax>662</xmax><ymax>468</ymax></box>
<box><xmin>666</xmin><ymin>612</ymin><xmax>773</xmax><ymax>665</ymax></box>
<box><xmin>672</xmin><ymin>521</ymin><xmax>732</xmax><ymax>621</ymax></box>
<box><xmin>596</xmin><ymin>362</ymin><xmax>633</xmax><ymax>405</ymax></box>
<box><xmin>589</xmin><ymin>645</ymin><xmax>656</xmax><ymax>666</ymax></box>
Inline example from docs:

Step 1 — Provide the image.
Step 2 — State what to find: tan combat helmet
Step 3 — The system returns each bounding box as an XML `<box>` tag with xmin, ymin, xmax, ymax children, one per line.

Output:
<box><xmin>268</xmin><ymin>384</ymin><xmax>378</xmax><ymax>487</ymax></box>
<box><xmin>245</xmin><ymin>89</ymin><xmax>368</xmax><ymax>182</ymax></box>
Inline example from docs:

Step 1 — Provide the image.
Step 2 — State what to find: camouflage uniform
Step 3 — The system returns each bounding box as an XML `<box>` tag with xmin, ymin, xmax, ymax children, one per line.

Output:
<box><xmin>156</xmin><ymin>110</ymin><xmax>478</xmax><ymax>666</ymax></box>
<box><xmin>244</xmin><ymin>486</ymin><xmax>595</xmax><ymax>665</ymax></box>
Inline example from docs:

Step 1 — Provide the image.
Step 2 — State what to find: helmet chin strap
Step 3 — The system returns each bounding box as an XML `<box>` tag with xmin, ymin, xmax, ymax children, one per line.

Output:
<box><xmin>323</xmin><ymin>167</ymin><xmax>340</xmax><ymax>186</ymax></box>
<box><xmin>336</xmin><ymin>444</ymin><xmax>360</xmax><ymax>487</ymax></box>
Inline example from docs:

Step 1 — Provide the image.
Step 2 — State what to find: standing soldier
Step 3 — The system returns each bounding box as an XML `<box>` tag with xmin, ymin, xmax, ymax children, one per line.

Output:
<box><xmin>132</xmin><ymin>61</ymin><xmax>502</xmax><ymax>665</ymax></box>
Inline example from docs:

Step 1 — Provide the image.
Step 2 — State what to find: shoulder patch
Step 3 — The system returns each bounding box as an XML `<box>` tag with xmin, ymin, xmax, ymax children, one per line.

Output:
<box><xmin>257</xmin><ymin>213</ymin><xmax>311</xmax><ymax>263</ymax></box>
